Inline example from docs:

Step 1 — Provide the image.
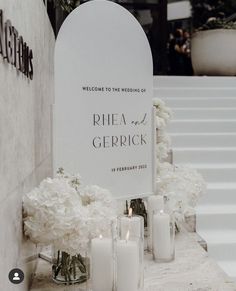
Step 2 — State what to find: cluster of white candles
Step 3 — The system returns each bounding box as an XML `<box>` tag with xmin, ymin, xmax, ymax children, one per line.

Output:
<box><xmin>90</xmin><ymin>196</ymin><xmax>174</xmax><ymax>291</ymax></box>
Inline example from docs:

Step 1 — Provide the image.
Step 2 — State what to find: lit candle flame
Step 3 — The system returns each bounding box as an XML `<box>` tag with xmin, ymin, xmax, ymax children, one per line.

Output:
<box><xmin>160</xmin><ymin>210</ymin><xmax>164</xmax><ymax>215</ymax></box>
<box><xmin>125</xmin><ymin>230</ymin><xmax>130</xmax><ymax>242</ymax></box>
<box><xmin>99</xmin><ymin>234</ymin><xmax>103</xmax><ymax>239</ymax></box>
<box><xmin>128</xmin><ymin>207</ymin><xmax>133</xmax><ymax>218</ymax></box>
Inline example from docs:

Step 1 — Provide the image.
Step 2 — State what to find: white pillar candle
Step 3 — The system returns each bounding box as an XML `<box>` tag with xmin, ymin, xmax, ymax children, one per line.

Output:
<box><xmin>91</xmin><ymin>236</ymin><xmax>113</xmax><ymax>291</ymax></box>
<box><xmin>152</xmin><ymin>210</ymin><xmax>171</xmax><ymax>260</ymax></box>
<box><xmin>116</xmin><ymin>239</ymin><xmax>139</xmax><ymax>291</ymax></box>
<box><xmin>147</xmin><ymin>195</ymin><xmax>164</xmax><ymax>250</ymax></box>
<box><xmin>119</xmin><ymin>211</ymin><xmax>144</xmax><ymax>290</ymax></box>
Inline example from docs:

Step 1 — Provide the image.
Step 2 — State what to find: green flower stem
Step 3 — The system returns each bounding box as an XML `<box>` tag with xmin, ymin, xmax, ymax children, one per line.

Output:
<box><xmin>52</xmin><ymin>250</ymin><xmax>88</xmax><ymax>284</ymax></box>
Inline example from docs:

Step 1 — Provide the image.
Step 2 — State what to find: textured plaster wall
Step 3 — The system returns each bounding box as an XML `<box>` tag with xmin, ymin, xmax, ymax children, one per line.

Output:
<box><xmin>0</xmin><ymin>0</ymin><xmax>55</xmax><ymax>290</ymax></box>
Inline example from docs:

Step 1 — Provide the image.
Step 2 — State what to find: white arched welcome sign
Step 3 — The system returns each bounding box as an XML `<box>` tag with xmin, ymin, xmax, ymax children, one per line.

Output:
<box><xmin>54</xmin><ymin>0</ymin><xmax>155</xmax><ymax>199</ymax></box>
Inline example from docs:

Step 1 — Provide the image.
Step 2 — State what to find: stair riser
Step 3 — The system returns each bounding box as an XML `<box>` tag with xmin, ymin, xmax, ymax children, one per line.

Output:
<box><xmin>168</xmin><ymin>121</ymin><xmax>236</xmax><ymax>133</ymax></box>
<box><xmin>154</xmin><ymin>76</ymin><xmax>236</xmax><ymax>88</ymax></box>
<box><xmin>173</xmin><ymin>149</ymin><xmax>236</xmax><ymax>164</ymax></box>
<box><xmin>162</xmin><ymin>98</ymin><xmax>236</xmax><ymax>108</ymax></box>
<box><xmin>197</xmin><ymin>213</ymin><xmax>236</xmax><ymax>231</ymax></box>
<box><xmin>217</xmin><ymin>262</ymin><xmax>236</xmax><ymax>281</ymax></box>
<box><xmin>173</xmin><ymin>109</ymin><xmax>236</xmax><ymax>120</ymax></box>
<box><xmin>208</xmin><ymin>243</ymin><xmax>236</xmax><ymax>261</ymax></box>
<box><xmin>154</xmin><ymin>88</ymin><xmax>236</xmax><ymax>98</ymax></box>
<box><xmin>199</xmin><ymin>188</ymin><xmax>236</xmax><ymax>205</ymax></box>
<box><xmin>171</xmin><ymin>134</ymin><xmax>236</xmax><ymax>147</ymax></box>
<box><xmin>195</xmin><ymin>168</ymin><xmax>236</xmax><ymax>183</ymax></box>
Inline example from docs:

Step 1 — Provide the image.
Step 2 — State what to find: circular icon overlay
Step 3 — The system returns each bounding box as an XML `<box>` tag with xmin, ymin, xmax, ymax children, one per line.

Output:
<box><xmin>8</xmin><ymin>268</ymin><xmax>24</xmax><ymax>284</ymax></box>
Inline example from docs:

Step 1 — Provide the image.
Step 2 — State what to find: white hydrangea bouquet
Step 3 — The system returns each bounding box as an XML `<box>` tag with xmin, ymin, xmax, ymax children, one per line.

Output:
<box><xmin>153</xmin><ymin>98</ymin><xmax>206</xmax><ymax>230</ymax></box>
<box><xmin>156</xmin><ymin>162</ymin><xmax>206</xmax><ymax>230</ymax></box>
<box><xmin>23</xmin><ymin>168</ymin><xmax>117</xmax><ymax>284</ymax></box>
<box><xmin>153</xmin><ymin>98</ymin><xmax>172</xmax><ymax>162</ymax></box>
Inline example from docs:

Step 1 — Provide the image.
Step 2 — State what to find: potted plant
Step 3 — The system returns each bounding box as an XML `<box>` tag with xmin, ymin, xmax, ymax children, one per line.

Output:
<box><xmin>190</xmin><ymin>0</ymin><xmax>236</xmax><ymax>76</ymax></box>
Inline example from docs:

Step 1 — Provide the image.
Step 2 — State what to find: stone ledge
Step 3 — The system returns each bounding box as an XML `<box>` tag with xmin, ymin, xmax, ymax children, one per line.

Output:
<box><xmin>30</xmin><ymin>230</ymin><xmax>236</xmax><ymax>291</ymax></box>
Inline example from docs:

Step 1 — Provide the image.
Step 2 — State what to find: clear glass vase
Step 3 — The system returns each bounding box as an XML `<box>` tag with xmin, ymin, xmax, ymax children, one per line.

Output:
<box><xmin>89</xmin><ymin>220</ymin><xmax>116</xmax><ymax>291</ymax></box>
<box><xmin>152</xmin><ymin>209</ymin><xmax>175</xmax><ymax>262</ymax></box>
<box><xmin>114</xmin><ymin>214</ymin><xmax>144</xmax><ymax>291</ymax></box>
<box><xmin>52</xmin><ymin>250</ymin><xmax>89</xmax><ymax>286</ymax></box>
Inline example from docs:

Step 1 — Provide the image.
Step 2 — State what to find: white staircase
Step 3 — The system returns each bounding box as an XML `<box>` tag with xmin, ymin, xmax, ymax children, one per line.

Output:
<box><xmin>154</xmin><ymin>76</ymin><xmax>236</xmax><ymax>281</ymax></box>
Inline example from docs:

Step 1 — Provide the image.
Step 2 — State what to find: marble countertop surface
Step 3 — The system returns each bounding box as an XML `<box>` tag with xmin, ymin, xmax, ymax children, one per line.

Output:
<box><xmin>30</xmin><ymin>231</ymin><xmax>236</xmax><ymax>291</ymax></box>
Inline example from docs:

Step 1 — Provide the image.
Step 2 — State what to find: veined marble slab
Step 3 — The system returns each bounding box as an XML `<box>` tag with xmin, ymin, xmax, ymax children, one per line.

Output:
<box><xmin>30</xmin><ymin>231</ymin><xmax>236</xmax><ymax>291</ymax></box>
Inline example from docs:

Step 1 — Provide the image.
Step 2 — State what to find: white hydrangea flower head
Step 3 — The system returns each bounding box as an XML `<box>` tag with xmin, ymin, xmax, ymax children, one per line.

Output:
<box><xmin>156</xmin><ymin>162</ymin><xmax>206</xmax><ymax>228</ymax></box>
<box><xmin>23</xmin><ymin>173</ymin><xmax>118</xmax><ymax>256</ymax></box>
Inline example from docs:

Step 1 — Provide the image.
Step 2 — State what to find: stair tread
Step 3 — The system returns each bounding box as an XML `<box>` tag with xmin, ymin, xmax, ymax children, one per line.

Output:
<box><xmin>178</xmin><ymin>163</ymin><xmax>236</xmax><ymax>169</ymax></box>
<box><xmin>218</xmin><ymin>261</ymin><xmax>236</xmax><ymax>277</ymax></box>
<box><xmin>208</xmin><ymin>183</ymin><xmax>236</xmax><ymax>190</ymax></box>
<box><xmin>163</xmin><ymin>97</ymin><xmax>236</xmax><ymax>107</ymax></box>
<box><xmin>173</xmin><ymin>147</ymin><xmax>236</xmax><ymax>151</ymax></box>
<box><xmin>172</xmin><ymin>107</ymin><xmax>236</xmax><ymax>110</ymax></box>
<box><xmin>162</xmin><ymin>97</ymin><xmax>236</xmax><ymax>99</ymax></box>
<box><xmin>197</xmin><ymin>204</ymin><xmax>236</xmax><ymax>214</ymax></box>
<box><xmin>170</xmin><ymin>133</ymin><xmax>236</xmax><ymax>136</ymax></box>
<box><xmin>198</xmin><ymin>230</ymin><xmax>236</xmax><ymax>244</ymax></box>
<box><xmin>171</xmin><ymin>119</ymin><xmax>236</xmax><ymax>122</ymax></box>
<box><xmin>170</xmin><ymin>132</ymin><xmax>236</xmax><ymax>136</ymax></box>
<box><xmin>153</xmin><ymin>75</ymin><xmax>236</xmax><ymax>87</ymax></box>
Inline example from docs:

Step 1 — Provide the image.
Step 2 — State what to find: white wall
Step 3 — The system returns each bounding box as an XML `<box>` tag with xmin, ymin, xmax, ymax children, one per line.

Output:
<box><xmin>0</xmin><ymin>0</ymin><xmax>55</xmax><ymax>290</ymax></box>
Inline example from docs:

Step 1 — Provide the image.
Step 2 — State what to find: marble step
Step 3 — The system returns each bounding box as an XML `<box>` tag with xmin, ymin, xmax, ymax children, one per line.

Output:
<box><xmin>197</xmin><ymin>230</ymin><xmax>236</xmax><ymax>245</ymax></box>
<box><xmin>170</xmin><ymin>133</ymin><xmax>236</xmax><ymax>147</ymax></box>
<box><xmin>182</xmin><ymin>164</ymin><xmax>236</xmax><ymax>183</ymax></box>
<box><xmin>196</xmin><ymin>205</ymin><xmax>236</xmax><ymax>230</ymax></box>
<box><xmin>154</xmin><ymin>76</ymin><xmax>236</xmax><ymax>88</ymax></box>
<box><xmin>154</xmin><ymin>88</ymin><xmax>236</xmax><ymax>98</ymax></box>
<box><xmin>162</xmin><ymin>97</ymin><xmax>236</xmax><ymax>108</ymax></box>
<box><xmin>168</xmin><ymin>119</ymin><xmax>236</xmax><ymax>134</ymax></box>
<box><xmin>199</xmin><ymin>184</ymin><xmax>236</xmax><ymax>205</ymax></box>
<box><xmin>172</xmin><ymin>147</ymin><xmax>236</xmax><ymax>164</ymax></box>
<box><xmin>196</xmin><ymin>229</ymin><xmax>236</xmax><ymax>279</ymax></box>
<box><xmin>218</xmin><ymin>261</ymin><xmax>236</xmax><ymax>281</ymax></box>
<box><xmin>204</xmin><ymin>235</ymin><xmax>236</xmax><ymax>262</ymax></box>
<box><xmin>203</xmin><ymin>231</ymin><xmax>236</xmax><ymax>259</ymax></box>
<box><xmin>172</xmin><ymin>108</ymin><xmax>236</xmax><ymax>120</ymax></box>
<box><xmin>209</xmin><ymin>243</ymin><xmax>236</xmax><ymax>261</ymax></box>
